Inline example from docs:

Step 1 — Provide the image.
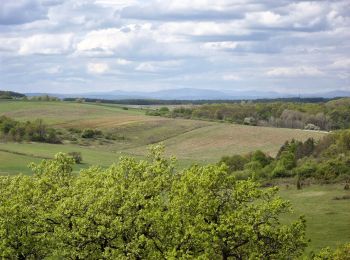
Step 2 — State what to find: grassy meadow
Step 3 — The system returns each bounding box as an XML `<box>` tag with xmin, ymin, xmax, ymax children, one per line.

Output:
<box><xmin>280</xmin><ymin>184</ymin><xmax>350</xmax><ymax>254</ymax></box>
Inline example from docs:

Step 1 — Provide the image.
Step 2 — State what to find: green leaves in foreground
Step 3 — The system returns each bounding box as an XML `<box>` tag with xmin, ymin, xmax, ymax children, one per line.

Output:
<box><xmin>0</xmin><ymin>146</ymin><xmax>307</xmax><ymax>259</ymax></box>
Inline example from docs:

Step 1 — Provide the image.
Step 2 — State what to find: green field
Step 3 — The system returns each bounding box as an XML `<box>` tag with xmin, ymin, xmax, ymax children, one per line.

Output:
<box><xmin>280</xmin><ymin>184</ymin><xmax>350</xmax><ymax>254</ymax></box>
<box><xmin>0</xmin><ymin>100</ymin><xmax>325</xmax><ymax>174</ymax></box>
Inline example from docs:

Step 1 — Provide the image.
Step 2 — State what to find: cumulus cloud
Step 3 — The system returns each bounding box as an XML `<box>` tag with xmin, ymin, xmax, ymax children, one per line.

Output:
<box><xmin>18</xmin><ymin>34</ymin><xmax>73</xmax><ymax>55</ymax></box>
<box><xmin>87</xmin><ymin>63</ymin><xmax>110</xmax><ymax>74</ymax></box>
<box><xmin>266</xmin><ymin>66</ymin><xmax>324</xmax><ymax>77</ymax></box>
<box><xmin>331</xmin><ymin>59</ymin><xmax>350</xmax><ymax>69</ymax></box>
<box><xmin>116</xmin><ymin>58</ymin><xmax>132</xmax><ymax>65</ymax></box>
<box><xmin>135</xmin><ymin>63</ymin><xmax>157</xmax><ymax>72</ymax></box>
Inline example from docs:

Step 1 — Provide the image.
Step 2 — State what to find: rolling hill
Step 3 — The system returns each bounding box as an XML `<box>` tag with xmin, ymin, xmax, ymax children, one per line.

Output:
<box><xmin>0</xmin><ymin>100</ymin><xmax>325</xmax><ymax>175</ymax></box>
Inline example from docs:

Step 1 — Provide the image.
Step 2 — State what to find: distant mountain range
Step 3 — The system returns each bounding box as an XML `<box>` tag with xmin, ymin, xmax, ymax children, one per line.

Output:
<box><xmin>25</xmin><ymin>88</ymin><xmax>350</xmax><ymax>100</ymax></box>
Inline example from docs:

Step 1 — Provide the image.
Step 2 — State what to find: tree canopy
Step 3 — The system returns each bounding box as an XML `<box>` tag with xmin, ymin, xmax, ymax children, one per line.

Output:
<box><xmin>0</xmin><ymin>146</ymin><xmax>307</xmax><ymax>259</ymax></box>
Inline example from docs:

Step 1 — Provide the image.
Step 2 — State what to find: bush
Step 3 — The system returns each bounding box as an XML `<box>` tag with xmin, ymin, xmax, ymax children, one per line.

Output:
<box><xmin>81</xmin><ymin>129</ymin><xmax>102</xmax><ymax>139</ymax></box>
<box><xmin>68</xmin><ymin>152</ymin><xmax>83</xmax><ymax>164</ymax></box>
<box><xmin>305</xmin><ymin>123</ymin><xmax>320</xmax><ymax>131</ymax></box>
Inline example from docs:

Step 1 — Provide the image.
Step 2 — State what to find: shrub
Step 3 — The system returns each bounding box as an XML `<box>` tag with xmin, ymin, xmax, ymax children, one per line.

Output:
<box><xmin>81</xmin><ymin>129</ymin><xmax>102</xmax><ymax>139</ymax></box>
<box><xmin>68</xmin><ymin>152</ymin><xmax>83</xmax><ymax>164</ymax></box>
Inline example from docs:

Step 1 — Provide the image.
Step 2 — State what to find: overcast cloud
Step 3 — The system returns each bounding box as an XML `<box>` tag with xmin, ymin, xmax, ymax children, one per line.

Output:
<box><xmin>0</xmin><ymin>0</ymin><xmax>349</xmax><ymax>94</ymax></box>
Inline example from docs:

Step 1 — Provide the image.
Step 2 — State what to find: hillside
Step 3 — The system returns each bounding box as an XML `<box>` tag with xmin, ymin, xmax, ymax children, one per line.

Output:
<box><xmin>0</xmin><ymin>100</ymin><xmax>325</xmax><ymax>175</ymax></box>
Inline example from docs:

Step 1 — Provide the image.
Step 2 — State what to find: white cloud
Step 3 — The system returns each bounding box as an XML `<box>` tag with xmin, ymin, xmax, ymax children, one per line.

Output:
<box><xmin>77</xmin><ymin>28</ymin><xmax>130</xmax><ymax>54</ymax></box>
<box><xmin>135</xmin><ymin>63</ymin><xmax>157</xmax><ymax>72</ymax></box>
<box><xmin>331</xmin><ymin>59</ymin><xmax>350</xmax><ymax>69</ymax></box>
<box><xmin>266</xmin><ymin>66</ymin><xmax>324</xmax><ymax>77</ymax></box>
<box><xmin>76</xmin><ymin>25</ymin><xmax>156</xmax><ymax>56</ymax></box>
<box><xmin>116</xmin><ymin>58</ymin><xmax>132</xmax><ymax>65</ymax></box>
<box><xmin>87</xmin><ymin>62</ymin><xmax>110</xmax><ymax>74</ymax></box>
<box><xmin>222</xmin><ymin>73</ymin><xmax>240</xmax><ymax>81</ymax></box>
<box><xmin>18</xmin><ymin>34</ymin><xmax>73</xmax><ymax>55</ymax></box>
<box><xmin>201</xmin><ymin>41</ymin><xmax>239</xmax><ymax>50</ymax></box>
<box><xmin>45</xmin><ymin>65</ymin><xmax>61</xmax><ymax>74</ymax></box>
<box><xmin>245</xmin><ymin>11</ymin><xmax>281</xmax><ymax>27</ymax></box>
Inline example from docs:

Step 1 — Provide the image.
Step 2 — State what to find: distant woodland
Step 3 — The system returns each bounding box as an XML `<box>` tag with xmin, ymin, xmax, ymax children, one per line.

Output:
<box><xmin>148</xmin><ymin>98</ymin><xmax>350</xmax><ymax>130</ymax></box>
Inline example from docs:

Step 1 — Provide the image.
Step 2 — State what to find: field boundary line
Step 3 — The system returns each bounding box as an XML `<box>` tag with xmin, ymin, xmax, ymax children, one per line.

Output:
<box><xmin>0</xmin><ymin>148</ymin><xmax>51</xmax><ymax>160</ymax></box>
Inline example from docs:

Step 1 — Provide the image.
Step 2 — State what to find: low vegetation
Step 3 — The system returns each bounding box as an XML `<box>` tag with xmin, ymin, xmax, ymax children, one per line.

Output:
<box><xmin>0</xmin><ymin>116</ymin><xmax>61</xmax><ymax>143</ymax></box>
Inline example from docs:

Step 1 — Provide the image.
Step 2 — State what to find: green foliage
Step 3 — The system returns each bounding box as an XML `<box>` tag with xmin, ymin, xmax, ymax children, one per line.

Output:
<box><xmin>68</xmin><ymin>151</ymin><xmax>83</xmax><ymax>164</ymax></box>
<box><xmin>0</xmin><ymin>147</ymin><xmax>308</xmax><ymax>259</ymax></box>
<box><xmin>146</xmin><ymin>107</ymin><xmax>171</xmax><ymax>117</ymax></box>
<box><xmin>81</xmin><ymin>128</ymin><xmax>102</xmax><ymax>138</ymax></box>
<box><xmin>313</xmin><ymin>243</ymin><xmax>350</xmax><ymax>260</ymax></box>
<box><xmin>0</xmin><ymin>116</ymin><xmax>61</xmax><ymax>143</ymax></box>
<box><xmin>155</xmin><ymin>98</ymin><xmax>350</xmax><ymax>130</ymax></box>
<box><xmin>220</xmin><ymin>130</ymin><xmax>350</xmax><ymax>182</ymax></box>
<box><xmin>218</xmin><ymin>154</ymin><xmax>248</xmax><ymax>172</ymax></box>
<box><xmin>251</xmin><ymin>150</ymin><xmax>272</xmax><ymax>167</ymax></box>
<box><xmin>29</xmin><ymin>95</ymin><xmax>60</xmax><ymax>101</ymax></box>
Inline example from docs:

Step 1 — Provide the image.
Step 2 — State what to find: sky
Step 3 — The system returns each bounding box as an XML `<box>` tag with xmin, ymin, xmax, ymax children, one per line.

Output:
<box><xmin>0</xmin><ymin>0</ymin><xmax>349</xmax><ymax>94</ymax></box>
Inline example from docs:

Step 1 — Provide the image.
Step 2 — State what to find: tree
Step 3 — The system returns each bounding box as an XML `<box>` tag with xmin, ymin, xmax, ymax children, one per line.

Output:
<box><xmin>0</xmin><ymin>146</ymin><xmax>308</xmax><ymax>259</ymax></box>
<box><xmin>219</xmin><ymin>154</ymin><xmax>248</xmax><ymax>173</ymax></box>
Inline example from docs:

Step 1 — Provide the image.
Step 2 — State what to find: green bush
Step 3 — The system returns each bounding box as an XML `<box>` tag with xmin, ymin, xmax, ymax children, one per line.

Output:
<box><xmin>68</xmin><ymin>152</ymin><xmax>83</xmax><ymax>164</ymax></box>
<box><xmin>81</xmin><ymin>129</ymin><xmax>102</xmax><ymax>139</ymax></box>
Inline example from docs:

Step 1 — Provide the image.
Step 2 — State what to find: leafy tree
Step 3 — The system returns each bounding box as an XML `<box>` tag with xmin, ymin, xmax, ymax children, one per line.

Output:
<box><xmin>219</xmin><ymin>154</ymin><xmax>248</xmax><ymax>173</ymax></box>
<box><xmin>0</xmin><ymin>147</ymin><xmax>308</xmax><ymax>259</ymax></box>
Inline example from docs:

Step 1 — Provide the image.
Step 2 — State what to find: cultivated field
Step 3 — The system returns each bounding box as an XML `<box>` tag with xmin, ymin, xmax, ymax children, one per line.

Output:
<box><xmin>0</xmin><ymin>100</ymin><xmax>326</xmax><ymax>174</ymax></box>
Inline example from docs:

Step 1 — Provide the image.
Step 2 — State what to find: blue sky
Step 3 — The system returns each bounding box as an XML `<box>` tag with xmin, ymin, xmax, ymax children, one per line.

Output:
<box><xmin>0</xmin><ymin>0</ymin><xmax>349</xmax><ymax>94</ymax></box>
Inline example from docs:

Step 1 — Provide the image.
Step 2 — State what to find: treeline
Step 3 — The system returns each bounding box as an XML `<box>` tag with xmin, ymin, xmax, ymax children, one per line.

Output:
<box><xmin>0</xmin><ymin>90</ymin><xmax>25</xmax><ymax>99</ymax></box>
<box><xmin>153</xmin><ymin>98</ymin><xmax>350</xmax><ymax>130</ymax></box>
<box><xmin>219</xmin><ymin>130</ymin><xmax>350</xmax><ymax>184</ymax></box>
<box><xmin>0</xmin><ymin>116</ymin><xmax>61</xmax><ymax>143</ymax></box>
<box><xmin>26</xmin><ymin>95</ymin><xmax>60</xmax><ymax>101</ymax></box>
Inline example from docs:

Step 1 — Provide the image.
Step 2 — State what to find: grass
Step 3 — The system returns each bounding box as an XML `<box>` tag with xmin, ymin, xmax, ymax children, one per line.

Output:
<box><xmin>279</xmin><ymin>184</ymin><xmax>350</xmax><ymax>254</ymax></box>
<box><xmin>0</xmin><ymin>100</ymin><xmax>326</xmax><ymax>174</ymax></box>
<box><xmin>126</xmin><ymin>123</ymin><xmax>325</xmax><ymax>163</ymax></box>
